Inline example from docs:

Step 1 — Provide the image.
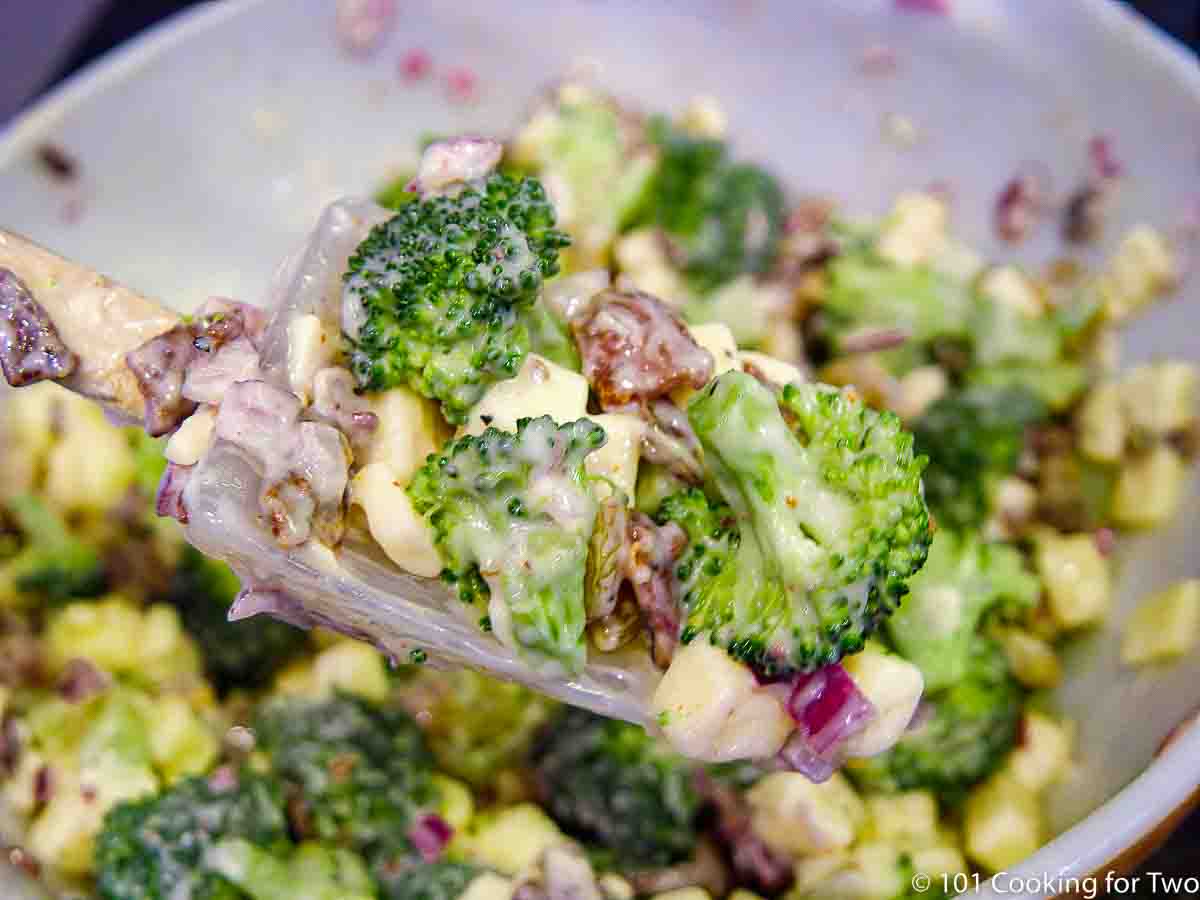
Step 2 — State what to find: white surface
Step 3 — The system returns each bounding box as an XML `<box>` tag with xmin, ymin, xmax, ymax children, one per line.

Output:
<box><xmin>1</xmin><ymin>1</ymin><xmax>1199</xmax><ymax>897</ymax></box>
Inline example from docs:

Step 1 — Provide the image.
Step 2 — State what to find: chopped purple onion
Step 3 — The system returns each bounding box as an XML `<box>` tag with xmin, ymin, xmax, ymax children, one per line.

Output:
<box><xmin>777</xmin><ymin>663</ymin><xmax>876</xmax><ymax>782</ymax></box>
<box><xmin>895</xmin><ymin>0</ymin><xmax>950</xmax><ymax>12</ymax></box>
<box><xmin>408</xmin><ymin>813</ymin><xmax>454</xmax><ymax>862</ymax></box>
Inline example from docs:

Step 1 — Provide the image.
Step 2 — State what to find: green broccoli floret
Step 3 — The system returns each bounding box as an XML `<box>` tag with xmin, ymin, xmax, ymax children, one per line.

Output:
<box><xmin>847</xmin><ymin>635</ymin><xmax>1022</xmax><ymax>803</ymax></box>
<box><xmin>166</xmin><ymin>547</ymin><xmax>309</xmax><ymax>694</ymax></box>
<box><xmin>344</xmin><ymin>172</ymin><xmax>571</xmax><ymax>423</ymax></box>
<box><xmin>407</xmin><ymin>416</ymin><xmax>606</xmax><ymax>670</ymax></box>
<box><xmin>628</xmin><ymin>117</ymin><xmax>785</xmax><ymax>294</ymax></box>
<box><xmin>531</xmin><ymin>707</ymin><xmax>700</xmax><ymax>868</ymax></box>
<box><xmin>0</xmin><ymin>494</ymin><xmax>106</xmax><ymax>602</ymax></box>
<box><xmin>94</xmin><ymin>770</ymin><xmax>290</xmax><ymax>900</ymax></box>
<box><xmin>510</xmin><ymin>86</ymin><xmax>657</xmax><ymax>268</ymax></box>
<box><xmin>821</xmin><ymin>248</ymin><xmax>974</xmax><ymax>366</ymax></box>
<box><xmin>252</xmin><ymin>693</ymin><xmax>436</xmax><ymax>869</ymax></box>
<box><xmin>886</xmin><ymin>530</ymin><xmax>1040</xmax><ymax>692</ymax></box>
<box><xmin>913</xmin><ymin>385</ymin><xmax>1048</xmax><ymax>530</ymax></box>
<box><xmin>376</xmin><ymin>860</ymin><xmax>482</xmax><ymax>900</ymax></box>
<box><xmin>673</xmin><ymin>372</ymin><xmax>931</xmax><ymax>676</ymax></box>
<box><xmin>414</xmin><ymin>669</ymin><xmax>557</xmax><ymax>788</ymax></box>
<box><xmin>207</xmin><ymin>840</ymin><xmax>375</xmax><ymax>900</ymax></box>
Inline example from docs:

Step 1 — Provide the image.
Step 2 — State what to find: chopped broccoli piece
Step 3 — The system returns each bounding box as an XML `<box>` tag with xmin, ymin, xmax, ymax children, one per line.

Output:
<box><xmin>376</xmin><ymin>860</ymin><xmax>482</xmax><ymax>900</ymax></box>
<box><xmin>966</xmin><ymin>362</ymin><xmax>1088</xmax><ymax>413</ymax></box>
<box><xmin>94</xmin><ymin>770</ymin><xmax>290</xmax><ymax>900</ymax></box>
<box><xmin>525</xmin><ymin>299</ymin><xmax>582</xmax><ymax>371</ymax></box>
<box><xmin>628</xmin><ymin>117</ymin><xmax>785</xmax><ymax>294</ymax></box>
<box><xmin>253</xmin><ymin>693</ymin><xmax>436</xmax><ymax>868</ymax></box>
<box><xmin>1</xmin><ymin>494</ymin><xmax>106</xmax><ymax>602</ymax></box>
<box><xmin>510</xmin><ymin>87</ymin><xmax>656</xmax><ymax>268</ymax></box>
<box><xmin>413</xmin><ymin>669</ymin><xmax>557</xmax><ymax>788</ymax></box>
<box><xmin>822</xmin><ymin>249</ymin><xmax>973</xmax><ymax>362</ymax></box>
<box><xmin>344</xmin><ymin>172</ymin><xmax>571</xmax><ymax>423</ymax></box>
<box><xmin>887</xmin><ymin>530</ymin><xmax>1040</xmax><ymax>692</ymax></box>
<box><xmin>531</xmin><ymin>707</ymin><xmax>700</xmax><ymax>868</ymax></box>
<box><xmin>673</xmin><ymin>372</ymin><xmax>931</xmax><ymax>676</ymax></box>
<box><xmin>165</xmin><ymin>547</ymin><xmax>309</xmax><ymax>694</ymax></box>
<box><xmin>848</xmin><ymin>635</ymin><xmax>1022</xmax><ymax>802</ymax></box>
<box><xmin>635</xmin><ymin>461</ymin><xmax>693</xmax><ymax>517</ymax></box>
<box><xmin>407</xmin><ymin>416</ymin><xmax>606</xmax><ymax>670</ymax></box>
<box><xmin>913</xmin><ymin>385</ymin><xmax>1048</xmax><ymax>530</ymax></box>
<box><xmin>208</xmin><ymin>840</ymin><xmax>375</xmax><ymax>900</ymax></box>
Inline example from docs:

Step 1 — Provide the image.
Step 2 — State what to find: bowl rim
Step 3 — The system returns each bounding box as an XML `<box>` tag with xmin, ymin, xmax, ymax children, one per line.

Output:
<box><xmin>2</xmin><ymin>2</ymin><xmax>1200</xmax><ymax>897</ymax></box>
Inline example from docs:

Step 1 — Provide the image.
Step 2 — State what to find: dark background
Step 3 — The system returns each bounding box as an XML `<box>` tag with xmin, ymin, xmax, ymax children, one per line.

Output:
<box><xmin>6</xmin><ymin>0</ymin><xmax>1200</xmax><ymax>892</ymax></box>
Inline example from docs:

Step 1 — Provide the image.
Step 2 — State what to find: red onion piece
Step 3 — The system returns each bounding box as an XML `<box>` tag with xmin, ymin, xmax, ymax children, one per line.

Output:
<box><xmin>1088</xmin><ymin>135</ymin><xmax>1124</xmax><ymax>181</ymax></box>
<box><xmin>335</xmin><ymin>0</ymin><xmax>396</xmax><ymax>56</ymax></box>
<box><xmin>400</xmin><ymin>49</ymin><xmax>432</xmax><ymax>81</ymax></box>
<box><xmin>895</xmin><ymin>0</ymin><xmax>950</xmax><ymax>13</ymax></box>
<box><xmin>994</xmin><ymin>162</ymin><xmax>1052</xmax><ymax>244</ymax></box>
<box><xmin>777</xmin><ymin>663</ymin><xmax>876</xmax><ymax>781</ymax></box>
<box><xmin>409</xmin><ymin>813</ymin><xmax>454</xmax><ymax>862</ymax></box>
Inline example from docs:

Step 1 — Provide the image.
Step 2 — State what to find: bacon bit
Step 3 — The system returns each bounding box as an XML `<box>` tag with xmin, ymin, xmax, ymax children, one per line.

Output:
<box><xmin>33</xmin><ymin>765</ymin><xmax>53</xmax><ymax>805</ymax></box>
<box><xmin>80</xmin><ymin>783</ymin><xmax>97</xmax><ymax>804</ymax></box>
<box><xmin>895</xmin><ymin>0</ymin><xmax>950</xmax><ymax>12</ymax></box>
<box><xmin>692</xmin><ymin>771</ymin><xmax>793</xmax><ymax>894</ymax></box>
<box><xmin>1</xmin><ymin>718</ymin><xmax>20</xmax><ymax>774</ymax></box>
<box><xmin>444</xmin><ymin>67</ymin><xmax>478</xmax><ymax>104</ymax></box>
<box><xmin>7</xmin><ymin>846</ymin><xmax>40</xmax><ymax>879</ymax></box>
<box><xmin>335</xmin><ymin>0</ymin><xmax>396</xmax><ymax>56</ymax></box>
<box><xmin>994</xmin><ymin>163</ymin><xmax>1052</xmax><ymax>243</ymax></box>
<box><xmin>839</xmin><ymin>327</ymin><xmax>911</xmax><ymax>355</ymax></box>
<box><xmin>1063</xmin><ymin>182</ymin><xmax>1115</xmax><ymax>245</ymax></box>
<box><xmin>208</xmin><ymin>764</ymin><xmax>239</xmax><ymax>793</ymax></box>
<box><xmin>329</xmin><ymin>752</ymin><xmax>358</xmax><ymax>782</ymax></box>
<box><xmin>858</xmin><ymin>44</ymin><xmax>900</xmax><ymax>76</ymax></box>
<box><xmin>58</xmin><ymin>658</ymin><xmax>110</xmax><ymax>703</ymax></box>
<box><xmin>36</xmin><ymin>143</ymin><xmax>77</xmax><ymax>181</ymax></box>
<box><xmin>1088</xmin><ymin>135</ymin><xmax>1125</xmax><ymax>181</ymax></box>
<box><xmin>399</xmin><ymin>48</ymin><xmax>432</xmax><ymax>81</ymax></box>
<box><xmin>1093</xmin><ymin>527</ymin><xmax>1116</xmax><ymax>557</ymax></box>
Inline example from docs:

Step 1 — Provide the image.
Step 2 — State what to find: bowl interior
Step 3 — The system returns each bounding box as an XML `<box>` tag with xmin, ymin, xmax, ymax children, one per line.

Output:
<box><xmin>2</xmin><ymin>0</ymin><xmax>1199</xmax><ymax>892</ymax></box>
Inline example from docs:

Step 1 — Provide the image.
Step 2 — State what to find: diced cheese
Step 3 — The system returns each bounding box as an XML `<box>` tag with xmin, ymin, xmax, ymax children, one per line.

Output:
<box><xmin>876</xmin><ymin>192</ymin><xmax>948</xmax><ymax>268</ymax></box>
<box><xmin>462</xmin><ymin>354</ymin><xmax>589</xmax><ymax>436</ymax></box>
<box><xmin>350</xmin><ymin>463</ymin><xmax>442</xmax><ymax>577</ymax></box>
<box><xmin>738</xmin><ymin>350</ymin><xmax>805</xmax><ymax>388</ymax></box>
<box><xmin>996</xmin><ymin>628</ymin><xmax>1062</xmax><ymax>689</ymax></box>
<box><xmin>584</xmin><ymin>413</ymin><xmax>646</xmax><ymax>501</ymax></box>
<box><xmin>1121</xmin><ymin>579</ymin><xmax>1200</xmax><ymax>666</ymax></box>
<box><xmin>1004</xmin><ymin>711</ymin><xmax>1073</xmax><ymax>793</ymax></box>
<box><xmin>310</xmin><ymin>640</ymin><xmax>390</xmax><ymax>702</ymax></box>
<box><xmin>651</xmin><ymin>641</ymin><xmax>793</xmax><ymax>762</ymax></box>
<box><xmin>165</xmin><ymin>406</ymin><xmax>218</xmax><ymax>466</ymax></box>
<box><xmin>979</xmin><ymin>266</ymin><xmax>1044</xmax><ymax>318</ymax></box>
<box><xmin>287</xmin><ymin>313</ymin><xmax>335</xmax><ymax>401</ymax></box>
<box><xmin>862</xmin><ymin>791</ymin><xmax>939</xmax><ymax>846</ymax></box>
<box><xmin>671</xmin><ymin>322</ymin><xmax>738</xmax><ymax>407</ymax></box>
<box><xmin>893</xmin><ymin>365</ymin><xmax>948</xmax><ymax>422</ymax></box>
<box><xmin>747</xmin><ymin>771</ymin><xmax>864</xmax><ymax>856</ymax></box>
<box><xmin>840</xmin><ymin>645</ymin><xmax>925</xmax><ymax>758</ymax></box>
<box><xmin>1034</xmin><ymin>533</ymin><xmax>1111</xmax><ymax>630</ymax></box>
<box><xmin>461</xmin><ymin>873</ymin><xmax>515</xmax><ymax>900</ymax></box>
<box><xmin>614</xmin><ymin>228</ymin><xmax>688</xmax><ymax>305</ymax></box>
<box><xmin>1111</xmin><ymin>445</ymin><xmax>1189</xmax><ymax>529</ymax></box>
<box><xmin>1075</xmin><ymin>380</ymin><xmax>1126</xmax><ymax>463</ymax></box>
<box><xmin>652</xmin><ymin>890</ymin><xmax>712</xmax><ymax>900</ymax></box>
<box><xmin>1120</xmin><ymin>361</ymin><xmax>1198</xmax><ymax>436</ymax></box>
<box><xmin>466</xmin><ymin>804</ymin><xmax>565</xmax><ymax>875</ymax></box>
<box><xmin>1099</xmin><ymin>225</ymin><xmax>1176</xmax><ymax>322</ymax></box>
<box><xmin>357</xmin><ymin>386</ymin><xmax>443</xmax><ymax>483</ymax></box>
<box><xmin>963</xmin><ymin>774</ymin><xmax>1042</xmax><ymax>872</ymax></box>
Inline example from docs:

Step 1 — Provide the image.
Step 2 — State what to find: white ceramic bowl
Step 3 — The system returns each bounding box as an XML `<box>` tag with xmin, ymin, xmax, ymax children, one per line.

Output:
<box><xmin>1</xmin><ymin>2</ymin><xmax>1198</xmax><ymax>897</ymax></box>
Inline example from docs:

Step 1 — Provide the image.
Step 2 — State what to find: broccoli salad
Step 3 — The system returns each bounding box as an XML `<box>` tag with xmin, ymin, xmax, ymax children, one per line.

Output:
<box><xmin>2</xmin><ymin>79</ymin><xmax>1198</xmax><ymax>900</ymax></box>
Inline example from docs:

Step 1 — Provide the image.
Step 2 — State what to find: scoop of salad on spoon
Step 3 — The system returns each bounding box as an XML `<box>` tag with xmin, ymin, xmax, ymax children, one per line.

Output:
<box><xmin>0</xmin><ymin>137</ymin><xmax>933</xmax><ymax>777</ymax></box>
